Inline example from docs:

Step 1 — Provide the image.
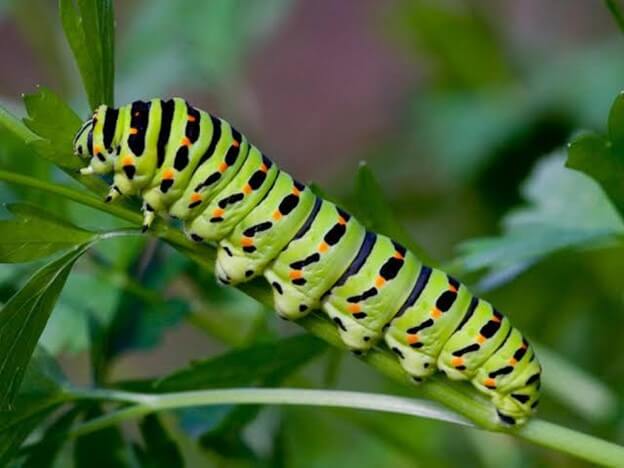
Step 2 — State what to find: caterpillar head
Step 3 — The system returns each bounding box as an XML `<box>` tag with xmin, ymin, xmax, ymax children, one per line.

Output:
<box><xmin>73</xmin><ymin>105</ymin><xmax>116</xmax><ymax>175</ymax></box>
<box><xmin>72</xmin><ymin>117</ymin><xmax>94</xmax><ymax>160</ymax></box>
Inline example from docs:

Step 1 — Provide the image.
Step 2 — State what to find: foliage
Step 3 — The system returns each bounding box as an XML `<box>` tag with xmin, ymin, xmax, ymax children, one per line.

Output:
<box><xmin>0</xmin><ymin>0</ymin><xmax>624</xmax><ymax>467</ymax></box>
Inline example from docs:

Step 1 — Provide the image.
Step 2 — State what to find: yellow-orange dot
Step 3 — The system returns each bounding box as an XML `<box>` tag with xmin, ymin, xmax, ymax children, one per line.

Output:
<box><xmin>93</xmin><ymin>144</ymin><xmax>103</xmax><ymax>154</ymax></box>
<box><xmin>375</xmin><ymin>276</ymin><xmax>386</xmax><ymax>288</ymax></box>
<box><xmin>292</xmin><ymin>187</ymin><xmax>301</xmax><ymax>196</ymax></box>
<box><xmin>318</xmin><ymin>242</ymin><xmax>329</xmax><ymax>253</ymax></box>
<box><xmin>232</xmin><ymin>140</ymin><xmax>240</xmax><ymax>148</ymax></box>
<box><xmin>181</xmin><ymin>136</ymin><xmax>191</xmax><ymax>147</ymax></box>
<box><xmin>347</xmin><ymin>304</ymin><xmax>361</xmax><ymax>314</ymax></box>
<box><xmin>431</xmin><ymin>308</ymin><xmax>442</xmax><ymax>319</ymax></box>
<box><xmin>476</xmin><ymin>334</ymin><xmax>486</xmax><ymax>344</ymax></box>
<box><xmin>260</xmin><ymin>163</ymin><xmax>269</xmax><ymax>172</ymax></box>
<box><xmin>484</xmin><ymin>378</ymin><xmax>496</xmax><ymax>388</ymax></box>
<box><xmin>394</xmin><ymin>252</ymin><xmax>404</xmax><ymax>260</ymax></box>
<box><xmin>338</xmin><ymin>216</ymin><xmax>347</xmax><ymax>225</ymax></box>
<box><xmin>242</xmin><ymin>183</ymin><xmax>252</xmax><ymax>195</ymax></box>
<box><xmin>272</xmin><ymin>210</ymin><xmax>282</xmax><ymax>221</ymax></box>
<box><xmin>190</xmin><ymin>192</ymin><xmax>202</xmax><ymax>202</ymax></box>
<box><xmin>213</xmin><ymin>208</ymin><xmax>225</xmax><ymax>218</ymax></box>
<box><xmin>122</xmin><ymin>155</ymin><xmax>134</xmax><ymax>166</ymax></box>
<box><xmin>162</xmin><ymin>169</ymin><xmax>175</xmax><ymax>180</ymax></box>
<box><xmin>289</xmin><ymin>270</ymin><xmax>303</xmax><ymax>280</ymax></box>
<box><xmin>451</xmin><ymin>357</ymin><xmax>464</xmax><ymax>367</ymax></box>
<box><xmin>241</xmin><ymin>237</ymin><xmax>254</xmax><ymax>247</ymax></box>
<box><xmin>218</xmin><ymin>162</ymin><xmax>228</xmax><ymax>172</ymax></box>
<box><xmin>187</xmin><ymin>114</ymin><xmax>196</xmax><ymax>122</ymax></box>
<box><xmin>492</xmin><ymin>314</ymin><xmax>501</xmax><ymax>323</ymax></box>
<box><xmin>449</xmin><ymin>285</ymin><xmax>458</xmax><ymax>293</ymax></box>
<box><xmin>407</xmin><ymin>334</ymin><xmax>419</xmax><ymax>345</ymax></box>
<box><xmin>508</xmin><ymin>357</ymin><xmax>518</xmax><ymax>365</ymax></box>
<box><xmin>129</xmin><ymin>128</ymin><xmax>138</xmax><ymax>135</ymax></box>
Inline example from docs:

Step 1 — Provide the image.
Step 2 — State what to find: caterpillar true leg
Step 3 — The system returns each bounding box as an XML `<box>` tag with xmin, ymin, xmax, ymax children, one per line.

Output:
<box><xmin>72</xmin><ymin>97</ymin><xmax>542</xmax><ymax>426</ymax></box>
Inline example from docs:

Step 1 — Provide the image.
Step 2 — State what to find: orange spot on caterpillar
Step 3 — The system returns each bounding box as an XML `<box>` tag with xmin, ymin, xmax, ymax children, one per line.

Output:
<box><xmin>213</xmin><ymin>208</ymin><xmax>225</xmax><ymax>218</ymax></box>
<box><xmin>347</xmin><ymin>304</ymin><xmax>361</xmax><ymax>313</ymax></box>
<box><xmin>394</xmin><ymin>251</ymin><xmax>404</xmax><ymax>260</ymax></box>
<box><xmin>272</xmin><ymin>211</ymin><xmax>282</xmax><ymax>221</ymax></box>
<box><xmin>240</xmin><ymin>237</ymin><xmax>254</xmax><ymax>247</ymax></box>
<box><xmin>431</xmin><ymin>308</ymin><xmax>442</xmax><ymax>319</ymax></box>
<box><xmin>187</xmin><ymin>114</ymin><xmax>196</xmax><ymax>122</ymax></box>
<box><xmin>407</xmin><ymin>334</ymin><xmax>419</xmax><ymax>345</ymax></box>
<box><xmin>338</xmin><ymin>216</ymin><xmax>347</xmax><ymax>225</ymax></box>
<box><xmin>492</xmin><ymin>314</ymin><xmax>501</xmax><ymax>323</ymax></box>
<box><xmin>289</xmin><ymin>270</ymin><xmax>303</xmax><ymax>280</ymax></box>
<box><xmin>484</xmin><ymin>378</ymin><xmax>496</xmax><ymax>389</ymax></box>
<box><xmin>218</xmin><ymin>162</ymin><xmax>228</xmax><ymax>172</ymax></box>
<box><xmin>508</xmin><ymin>357</ymin><xmax>518</xmax><ymax>365</ymax></box>
<box><xmin>232</xmin><ymin>140</ymin><xmax>240</xmax><ymax>148</ymax></box>
<box><xmin>476</xmin><ymin>334</ymin><xmax>486</xmax><ymax>344</ymax></box>
<box><xmin>93</xmin><ymin>144</ymin><xmax>103</xmax><ymax>154</ymax></box>
<box><xmin>129</xmin><ymin>128</ymin><xmax>138</xmax><ymax>135</ymax></box>
<box><xmin>242</xmin><ymin>183</ymin><xmax>252</xmax><ymax>194</ymax></box>
<box><xmin>375</xmin><ymin>276</ymin><xmax>385</xmax><ymax>287</ymax></box>
<box><xmin>318</xmin><ymin>242</ymin><xmax>329</xmax><ymax>253</ymax></box>
<box><xmin>448</xmin><ymin>285</ymin><xmax>458</xmax><ymax>293</ymax></box>
<box><xmin>162</xmin><ymin>169</ymin><xmax>175</xmax><ymax>180</ymax></box>
<box><xmin>181</xmin><ymin>136</ymin><xmax>191</xmax><ymax>147</ymax></box>
<box><xmin>190</xmin><ymin>192</ymin><xmax>202</xmax><ymax>202</ymax></box>
<box><xmin>292</xmin><ymin>187</ymin><xmax>301</xmax><ymax>196</ymax></box>
<box><xmin>451</xmin><ymin>357</ymin><xmax>464</xmax><ymax>367</ymax></box>
<box><xmin>260</xmin><ymin>163</ymin><xmax>269</xmax><ymax>172</ymax></box>
<box><xmin>122</xmin><ymin>155</ymin><xmax>134</xmax><ymax>166</ymax></box>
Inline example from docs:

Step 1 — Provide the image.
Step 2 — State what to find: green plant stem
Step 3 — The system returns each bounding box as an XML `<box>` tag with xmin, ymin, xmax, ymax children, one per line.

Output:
<box><xmin>2</xmin><ymin>170</ymin><xmax>624</xmax><ymax>465</ymax></box>
<box><xmin>65</xmin><ymin>386</ymin><xmax>624</xmax><ymax>466</ymax></box>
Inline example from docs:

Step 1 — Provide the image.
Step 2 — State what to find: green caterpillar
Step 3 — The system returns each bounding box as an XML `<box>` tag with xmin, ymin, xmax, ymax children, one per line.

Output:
<box><xmin>73</xmin><ymin>98</ymin><xmax>542</xmax><ymax>425</ymax></box>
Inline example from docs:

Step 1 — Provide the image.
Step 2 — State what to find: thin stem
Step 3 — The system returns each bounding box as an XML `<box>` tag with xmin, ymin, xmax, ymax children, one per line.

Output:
<box><xmin>2</xmin><ymin>168</ymin><xmax>624</xmax><ymax>465</ymax></box>
<box><xmin>67</xmin><ymin>387</ymin><xmax>471</xmax><ymax>439</ymax></box>
<box><xmin>65</xmin><ymin>387</ymin><xmax>624</xmax><ymax>466</ymax></box>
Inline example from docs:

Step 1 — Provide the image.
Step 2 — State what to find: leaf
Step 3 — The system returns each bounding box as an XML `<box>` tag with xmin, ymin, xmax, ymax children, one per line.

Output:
<box><xmin>605</xmin><ymin>0</ymin><xmax>624</xmax><ymax>34</ymax></box>
<box><xmin>22</xmin><ymin>407</ymin><xmax>82</xmax><ymax>468</ymax></box>
<box><xmin>0</xmin><ymin>348</ymin><xmax>68</xmax><ymax>464</ymax></box>
<box><xmin>22</xmin><ymin>87</ymin><xmax>83</xmax><ymax>168</ymax></box>
<box><xmin>73</xmin><ymin>406</ymin><xmax>134</xmax><ymax>468</ymax></box>
<box><xmin>136</xmin><ymin>414</ymin><xmax>184</xmax><ymax>468</ymax></box>
<box><xmin>60</xmin><ymin>0</ymin><xmax>115</xmax><ymax>109</ymax></box>
<box><xmin>0</xmin><ymin>203</ymin><xmax>96</xmax><ymax>263</ymax></box>
<box><xmin>156</xmin><ymin>334</ymin><xmax>326</xmax><ymax>392</ymax></box>
<box><xmin>567</xmin><ymin>92</ymin><xmax>624</xmax><ymax>218</ymax></box>
<box><xmin>454</xmin><ymin>152</ymin><xmax>624</xmax><ymax>285</ymax></box>
<box><xmin>0</xmin><ymin>244</ymin><xmax>89</xmax><ymax>409</ymax></box>
<box><xmin>352</xmin><ymin>162</ymin><xmax>433</xmax><ymax>264</ymax></box>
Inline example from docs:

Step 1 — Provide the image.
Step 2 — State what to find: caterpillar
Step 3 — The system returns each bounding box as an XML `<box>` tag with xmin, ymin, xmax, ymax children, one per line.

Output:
<box><xmin>73</xmin><ymin>98</ymin><xmax>542</xmax><ymax>425</ymax></box>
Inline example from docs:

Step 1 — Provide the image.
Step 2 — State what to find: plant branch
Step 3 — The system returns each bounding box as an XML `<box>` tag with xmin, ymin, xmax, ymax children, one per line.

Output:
<box><xmin>2</xmin><ymin>170</ymin><xmax>624</xmax><ymax>465</ymax></box>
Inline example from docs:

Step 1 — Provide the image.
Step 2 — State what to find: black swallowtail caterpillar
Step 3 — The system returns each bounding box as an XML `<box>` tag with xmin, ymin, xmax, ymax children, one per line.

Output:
<box><xmin>73</xmin><ymin>98</ymin><xmax>542</xmax><ymax>425</ymax></box>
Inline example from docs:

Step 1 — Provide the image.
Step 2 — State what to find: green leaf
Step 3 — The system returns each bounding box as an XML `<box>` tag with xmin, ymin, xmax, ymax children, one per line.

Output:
<box><xmin>22</xmin><ymin>87</ymin><xmax>83</xmax><ymax>169</ymax></box>
<box><xmin>22</xmin><ymin>407</ymin><xmax>82</xmax><ymax>468</ymax></box>
<box><xmin>567</xmin><ymin>92</ymin><xmax>624</xmax><ymax>218</ymax></box>
<box><xmin>136</xmin><ymin>414</ymin><xmax>183</xmax><ymax>468</ymax></box>
<box><xmin>60</xmin><ymin>0</ymin><xmax>115</xmax><ymax>109</ymax></box>
<box><xmin>0</xmin><ymin>203</ymin><xmax>96</xmax><ymax>263</ymax></box>
<box><xmin>605</xmin><ymin>0</ymin><xmax>624</xmax><ymax>34</ymax></box>
<box><xmin>156</xmin><ymin>334</ymin><xmax>326</xmax><ymax>392</ymax></box>
<box><xmin>0</xmin><ymin>348</ymin><xmax>68</xmax><ymax>464</ymax></box>
<box><xmin>454</xmin><ymin>152</ymin><xmax>624</xmax><ymax>283</ymax></box>
<box><xmin>0</xmin><ymin>244</ymin><xmax>89</xmax><ymax>409</ymax></box>
<box><xmin>73</xmin><ymin>406</ymin><xmax>134</xmax><ymax>468</ymax></box>
<box><xmin>352</xmin><ymin>162</ymin><xmax>433</xmax><ymax>264</ymax></box>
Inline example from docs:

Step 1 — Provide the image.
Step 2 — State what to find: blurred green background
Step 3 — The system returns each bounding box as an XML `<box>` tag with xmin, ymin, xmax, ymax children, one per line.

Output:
<box><xmin>1</xmin><ymin>0</ymin><xmax>624</xmax><ymax>466</ymax></box>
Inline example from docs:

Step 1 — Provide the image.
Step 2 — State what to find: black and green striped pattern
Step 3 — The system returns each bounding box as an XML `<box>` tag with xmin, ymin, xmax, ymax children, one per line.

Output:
<box><xmin>73</xmin><ymin>98</ymin><xmax>542</xmax><ymax>425</ymax></box>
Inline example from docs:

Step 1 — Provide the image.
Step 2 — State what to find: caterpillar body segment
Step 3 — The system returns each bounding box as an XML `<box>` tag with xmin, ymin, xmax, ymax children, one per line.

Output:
<box><xmin>73</xmin><ymin>98</ymin><xmax>542</xmax><ymax>426</ymax></box>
